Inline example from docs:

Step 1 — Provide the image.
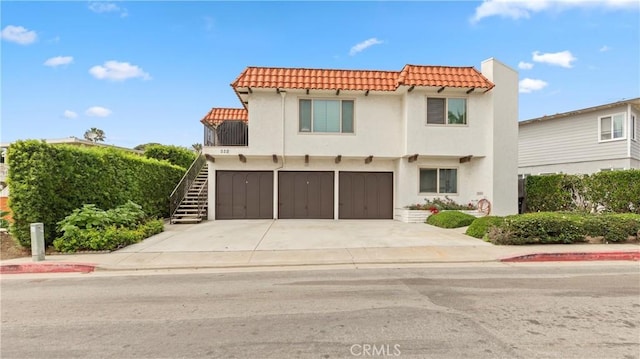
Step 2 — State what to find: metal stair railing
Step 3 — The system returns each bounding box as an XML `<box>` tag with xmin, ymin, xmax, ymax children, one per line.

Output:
<box><xmin>169</xmin><ymin>151</ymin><xmax>206</xmax><ymax>219</ymax></box>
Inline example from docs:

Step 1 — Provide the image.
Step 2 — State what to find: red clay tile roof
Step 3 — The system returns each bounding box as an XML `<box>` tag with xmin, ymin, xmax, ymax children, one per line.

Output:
<box><xmin>231</xmin><ymin>64</ymin><xmax>494</xmax><ymax>92</ymax></box>
<box><xmin>201</xmin><ymin>108</ymin><xmax>248</xmax><ymax>126</ymax></box>
<box><xmin>398</xmin><ymin>65</ymin><xmax>494</xmax><ymax>89</ymax></box>
<box><xmin>232</xmin><ymin>67</ymin><xmax>399</xmax><ymax>91</ymax></box>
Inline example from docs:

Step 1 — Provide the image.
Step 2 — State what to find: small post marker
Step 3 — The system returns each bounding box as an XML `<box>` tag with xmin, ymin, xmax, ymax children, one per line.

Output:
<box><xmin>30</xmin><ymin>223</ymin><xmax>45</xmax><ymax>262</ymax></box>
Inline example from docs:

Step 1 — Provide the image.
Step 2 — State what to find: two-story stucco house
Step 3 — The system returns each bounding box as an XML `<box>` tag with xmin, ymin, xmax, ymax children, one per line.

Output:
<box><xmin>199</xmin><ymin>58</ymin><xmax>518</xmax><ymax>222</ymax></box>
<box><xmin>519</xmin><ymin>98</ymin><xmax>640</xmax><ymax>176</ymax></box>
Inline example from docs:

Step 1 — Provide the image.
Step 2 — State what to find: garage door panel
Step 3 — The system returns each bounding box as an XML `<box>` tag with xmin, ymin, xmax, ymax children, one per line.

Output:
<box><xmin>216</xmin><ymin>171</ymin><xmax>273</xmax><ymax>219</ymax></box>
<box><xmin>339</xmin><ymin>172</ymin><xmax>393</xmax><ymax>219</ymax></box>
<box><xmin>279</xmin><ymin>171</ymin><xmax>334</xmax><ymax>219</ymax></box>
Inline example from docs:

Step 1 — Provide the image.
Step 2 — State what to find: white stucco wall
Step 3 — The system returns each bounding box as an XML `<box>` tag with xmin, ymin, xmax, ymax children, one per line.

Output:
<box><xmin>404</xmin><ymin>89</ymin><xmax>490</xmax><ymax>157</ymax></box>
<box><xmin>480</xmin><ymin>58</ymin><xmax>519</xmax><ymax>216</ymax></box>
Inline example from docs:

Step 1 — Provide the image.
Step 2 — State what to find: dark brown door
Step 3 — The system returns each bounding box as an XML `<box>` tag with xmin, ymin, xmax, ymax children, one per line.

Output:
<box><xmin>278</xmin><ymin>172</ymin><xmax>334</xmax><ymax>219</ymax></box>
<box><xmin>339</xmin><ymin>172</ymin><xmax>393</xmax><ymax>219</ymax></box>
<box><xmin>216</xmin><ymin>171</ymin><xmax>273</xmax><ymax>219</ymax></box>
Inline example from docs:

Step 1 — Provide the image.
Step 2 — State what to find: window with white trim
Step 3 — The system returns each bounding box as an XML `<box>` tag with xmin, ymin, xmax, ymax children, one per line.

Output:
<box><xmin>632</xmin><ymin>114</ymin><xmax>637</xmax><ymax>141</ymax></box>
<box><xmin>599</xmin><ymin>113</ymin><xmax>625</xmax><ymax>141</ymax></box>
<box><xmin>299</xmin><ymin>99</ymin><xmax>354</xmax><ymax>133</ymax></box>
<box><xmin>419</xmin><ymin>168</ymin><xmax>457</xmax><ymax>194</ymax></box>
<box><xmin>427</xmin><ymin>98</ymin><xmax>467</xmax><ymax>125</ymax></box>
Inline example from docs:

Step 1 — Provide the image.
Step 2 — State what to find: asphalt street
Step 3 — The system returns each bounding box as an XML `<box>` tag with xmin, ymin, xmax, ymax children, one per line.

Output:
<box><xmin>1</xmin><ymin>263</ymin><xmax>639</xmax><ymax>359</ymax></box>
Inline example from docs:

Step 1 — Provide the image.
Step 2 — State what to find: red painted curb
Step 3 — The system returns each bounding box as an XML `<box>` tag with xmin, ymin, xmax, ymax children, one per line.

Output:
<box><xmin>0</xmin><ymin>262</ymin><xmax>96</xmax><ymax>274</ymax></box>
<box><xmin>501</xmin><ymin>251</ymin><xmax>640</xmax><ymax>262</ymax></box>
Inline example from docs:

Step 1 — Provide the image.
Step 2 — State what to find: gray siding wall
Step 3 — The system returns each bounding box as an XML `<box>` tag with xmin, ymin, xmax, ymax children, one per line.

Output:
<box><xmin>519</xmin><ymin>104</ymin><xmax>631</xmax><ymax>170</ymax></box>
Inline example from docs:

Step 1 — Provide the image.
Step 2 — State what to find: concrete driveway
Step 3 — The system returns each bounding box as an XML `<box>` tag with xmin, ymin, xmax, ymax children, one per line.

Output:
<box><xmin>118</xmin><ymin>220</ymin><xmax>490</xmax><ymax>253</ymax></box>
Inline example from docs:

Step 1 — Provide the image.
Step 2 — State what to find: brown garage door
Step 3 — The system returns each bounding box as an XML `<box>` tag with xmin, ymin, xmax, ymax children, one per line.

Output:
<box><xmin>216</xmin><ymin>171</ymin><xmax>273</xmax><ymax>219</ymax></box>
<box><xmin>339</xmin><ymin>172</ymin><xmax>393</xmax><ymax>219</ymax></box>
<box><xmin>278</xmin><ymin>171</ymin><xmax>334</xmax><ymax>219</ymax></box>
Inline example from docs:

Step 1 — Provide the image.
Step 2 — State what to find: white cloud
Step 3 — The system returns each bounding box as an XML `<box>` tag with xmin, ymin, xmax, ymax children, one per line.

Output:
<box><xmin>532</xmin><ymin>50</ymin><xmax>577</xmax><ymax>68</ymax></box>
<box><xmin>88</xmin><ymin>2</ymin><xmax>128</xmax><ymax>17</ymax></box>
<box><xmin>599</xmin><ymin>45</ymin><xmax>611</xmax><ymax>52</ymax></box>
<box><xmin>1</xmin><ymin>25</ymin><xmax>37</xmax><ymax>45</ymax></box>
<box><xmin>44</xmin><ymin>56</ymin><xmax>74</xmax><ymax>67</ymax></box>
<box><xmin>518</xmin><ymin>61</ymin><xmax>534</xmax><ymax>70</ymax></box>
<box><xmin>63</xmin><ymin>110</ymin><xmax>78</xmax><ymax>119</ymax></box>
<box><xmin>471</xmin><ymin>0</ymin><xmax>638</xmax><ymax>23</ymax></box>
<box><xmin>85</xmin><ymin>106</ymin><xmax>112</xmax><ymax>117</ymax></box>
<box><xmin>349</xmin><ymin>38</ymin><xmax>384</xmax><ymax>56</ymax></box>
<box><xmin>89</xmin><ymin>61</ymin><xmax>151</xmax><ymax>81</ymax></box>
<box><xmin>519</xmin><ymin>78</ymin><xmax>548</xmax><ymax>93</ymax></box>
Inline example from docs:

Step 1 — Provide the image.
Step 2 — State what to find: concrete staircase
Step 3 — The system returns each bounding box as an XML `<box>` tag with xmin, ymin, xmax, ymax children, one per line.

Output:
<box><xmin>170</xmin><ymin>164</ymin><xmax>208</xmax><ymax>224</ymax></box>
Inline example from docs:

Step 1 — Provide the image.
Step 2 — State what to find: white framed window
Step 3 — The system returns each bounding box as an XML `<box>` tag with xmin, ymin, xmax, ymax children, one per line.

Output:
<box><xmin>419</xmin><ymin>168</ymin><xmax>458</xmax><ymax>194</ymax></box>
<box><xmin>631</xmin><ymin>114</ymin><xmax>637</xmax><ymax>141</ymax></box>
<box><xmin>299</xmin><ymin>99</ymin><xmax>354</xmax><ymax>133</ymax></box>
<box><xmin>427</xmin><ymin>97</ymin><xmax>467</xmax><ymax>125</ymax></box>
<box><xmin>599</xmin><ymin>113</ymin><xmax>625</xmax><ymax>141</ymax></box>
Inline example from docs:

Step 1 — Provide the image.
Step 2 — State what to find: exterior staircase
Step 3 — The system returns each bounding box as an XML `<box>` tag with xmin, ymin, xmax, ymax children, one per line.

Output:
<box><xmin>169</xmin><ymin>154</ymin><xmax>208</xmax><ymax>224</ymax></box>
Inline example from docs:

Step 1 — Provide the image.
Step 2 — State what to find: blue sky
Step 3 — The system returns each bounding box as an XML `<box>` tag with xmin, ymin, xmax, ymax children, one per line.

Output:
<box><xmin>2</xmin><ymin>1</ymin><xmax>639</xmax><ymax>149</ymax></box>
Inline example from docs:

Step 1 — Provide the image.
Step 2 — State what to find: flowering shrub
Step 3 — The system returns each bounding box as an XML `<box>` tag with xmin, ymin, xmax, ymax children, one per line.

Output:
<box><xmin>405</xmin><ymin>196</ymin><xmax>476</xmax><ymax>211</ymax></box>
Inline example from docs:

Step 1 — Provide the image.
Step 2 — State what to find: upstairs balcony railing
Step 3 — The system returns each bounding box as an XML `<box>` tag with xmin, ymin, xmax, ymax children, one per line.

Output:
<box><xmin>204</xmin><ymin>121</ymin><xmax>248</xmax><ymax>147</ymax></box>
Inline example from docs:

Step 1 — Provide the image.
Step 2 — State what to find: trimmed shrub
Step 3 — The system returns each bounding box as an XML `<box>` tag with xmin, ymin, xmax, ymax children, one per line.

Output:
<box><xmin>582</xmin><ymin>214</ymin><xmax>640</xmax><ymax>242</ymax></box>
<box><xmin>524</xmin><ymin>170</ymin><xmax>640</xmax><ymax>214</ymax></box>
<box><xmin>7</xmin><ymin>140</ymin><xmax>183</xmax><ymax>246</ymax></box>
<box><xmin>525</xmin><ymin>174</ymin><xmax>584</xmax><ymax>212</ymax></box>
<box><xmin>144</xmin><ymin>144</ymin><xmax>196</xmax><ymax>170</ymax></box>
<box><xmin>426</xmin><ymin>211</ymin><xmax>476</xmax><ymax>228</ymax></box>
<box><xmin>465</xmin><ymin>216</ymin><xmax>505</xmax><ymax>239</ymax></box>
<box><xmin>490</xmin><ymin>212</ymin><xmax>585</xmax><ymax>245</ymax></box>
<box><xmin>487</xmin><ymin>212</ymin><xmax>640</xmax><ymax>245</ymax></box>
<box><xmin>584</xmin><ymin>170</ymin><xmax>640</xmax><ymax>214</ymax></box>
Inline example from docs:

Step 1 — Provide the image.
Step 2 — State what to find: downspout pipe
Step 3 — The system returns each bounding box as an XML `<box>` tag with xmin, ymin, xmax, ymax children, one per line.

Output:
<box><xmin>278</xmin><ymin>90</ymin><xmax>287</xmax><ymax>169</ymax></box>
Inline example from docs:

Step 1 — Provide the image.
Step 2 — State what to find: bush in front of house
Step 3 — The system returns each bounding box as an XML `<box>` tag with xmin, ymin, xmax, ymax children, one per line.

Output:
<box><xmin>426</xmin><ymin>211</ymin><xmax>477</xmax><ymax>229</ymax></box>
<box><xmin>486</xmin><ymin>212</ymin><xmax>640</xmax><ymax>245</ymax></box>
<box><xmin>143</xmin><ymin>144</ymin><xmax>196</xmax><ymax>170</ymax></box>
<box><xmin>53</xmin><ymin>202</ymin><xmax>164</xmax><ymax>252</ymax></box>
<box><xmin>7</xmin><ymin>140</ymin><xmax>183</xmax><ymax>247</ymax></box>
<box><xmin>584</xmin><ymin>170</ymin><xmax>640</xmax><ymax>214</ymax></box>
<box><xmin>524</xmin><ymin>174</ymin><xmax>584</xmax><ymax>212</ymax></box>
<box><xmin>581</xmin><ymin>214</ymin><xmax>640</xmax><ymax>243</ymax></box>
<box><xmin>524</xmin><ymin>170</ymin><xmax>640</xmax><ymax>214</ymax></box>
<box><xmin>465</xmin><ymin>216</ymin><xmax>505</xmax><ymax>239</ymax></box>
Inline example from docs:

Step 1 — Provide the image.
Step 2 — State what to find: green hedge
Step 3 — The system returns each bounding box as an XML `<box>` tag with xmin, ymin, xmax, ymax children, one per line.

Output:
<box><xmin>584</xmin><ymin>170</ymin><xmax>640</xmax><ymax>214</ymax></box>
<box><xmin>525</xmin><ymin>170</ymin><xmax>640</xmax><ymax>214</ymax></box>
<box><xmin>465</xmin><ymin>216</ymin><xmax>505</xmax><ymax>239</ymax></box>
<box><xmin>487</xmin><ymin>212</ymin><xmax>640</xmax><ymax>245</ymax></box>
<box><xmin>7</xmin><ymin>140</ymin><xmax>183</xmax><ymax>246</ymax></box>
<box><xmin>144</xmin><ymin>144</ymin><xmax>196</xmax><ymax>170</ymax></box>
<box><xmin>426</xmin><ymin>211</ymin><xmax>477</xmax><ymax>228</ymax></box>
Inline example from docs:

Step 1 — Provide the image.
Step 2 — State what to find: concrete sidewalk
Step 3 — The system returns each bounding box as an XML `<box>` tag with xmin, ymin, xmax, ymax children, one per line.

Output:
<box><xmin>2</xmin><ymin>243</ymin><xmax>638</xmax><ymax>273</ymax></box>
<box><xmin>1</xmin><ymin>220</ymin><xmax>638</xmax><ymax>273</ymax></box>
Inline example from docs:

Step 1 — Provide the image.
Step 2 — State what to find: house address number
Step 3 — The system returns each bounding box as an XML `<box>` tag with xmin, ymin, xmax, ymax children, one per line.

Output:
<box><xmin>219</xmin><ymin>149</ymin><xmax>230</xmax><ymax>154</ymax></box>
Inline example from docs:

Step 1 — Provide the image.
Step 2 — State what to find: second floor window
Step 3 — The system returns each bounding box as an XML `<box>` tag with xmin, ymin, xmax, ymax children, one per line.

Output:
<box><xmin>299</xmin><ymin>99</ymin><xmax>354</xmax><ymax>133</ymax></box>
<box><xmin>427</xmin><ymin>98</ymin><xmax>467</xmax><ymax>125</ymax></box>
<box><xmin>599</xmin><ymin>113</ymin><xmax>625</xmax><ymax>141</ymax></box>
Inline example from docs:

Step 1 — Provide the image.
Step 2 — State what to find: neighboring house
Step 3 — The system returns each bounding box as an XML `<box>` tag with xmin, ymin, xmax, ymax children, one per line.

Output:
<box><xmin>519</xmin><ymin>98</ymin><xmax>640</xmax><ymax>176</ymax></box>
<box><xmin>200</xmin><ymin>58</ymin><xmax>518</xmax><ymax>221</ymax></box>
<box><xmin>0</xmin><ymin>137</ymin><xmax>142</xmax><ymax>217</ymax></box>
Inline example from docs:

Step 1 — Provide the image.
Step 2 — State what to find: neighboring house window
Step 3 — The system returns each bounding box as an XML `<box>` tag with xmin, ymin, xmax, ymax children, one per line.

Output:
<box><xmin>599</xmin><ymin>113</ymin><xmax>625</xmax><ymax>141</ymax></box>
<box><xmin>427</xmin><ymin>98</ymin><xmax>467</xmax><ymax>125</ymax></box>
<box><xmin>419</xmin><ymin>168</ymin><xmax>457</xmax><ymax>194</ymax></box>
<box><xmin>299</xmin><ymin>99</ymin><xmax>354</xmax><ymax>133</ymax></box>
<box><xmin>632</xmin><ymin>114</ymin><xmax>637</xmax><ymax>141</ymax></box>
